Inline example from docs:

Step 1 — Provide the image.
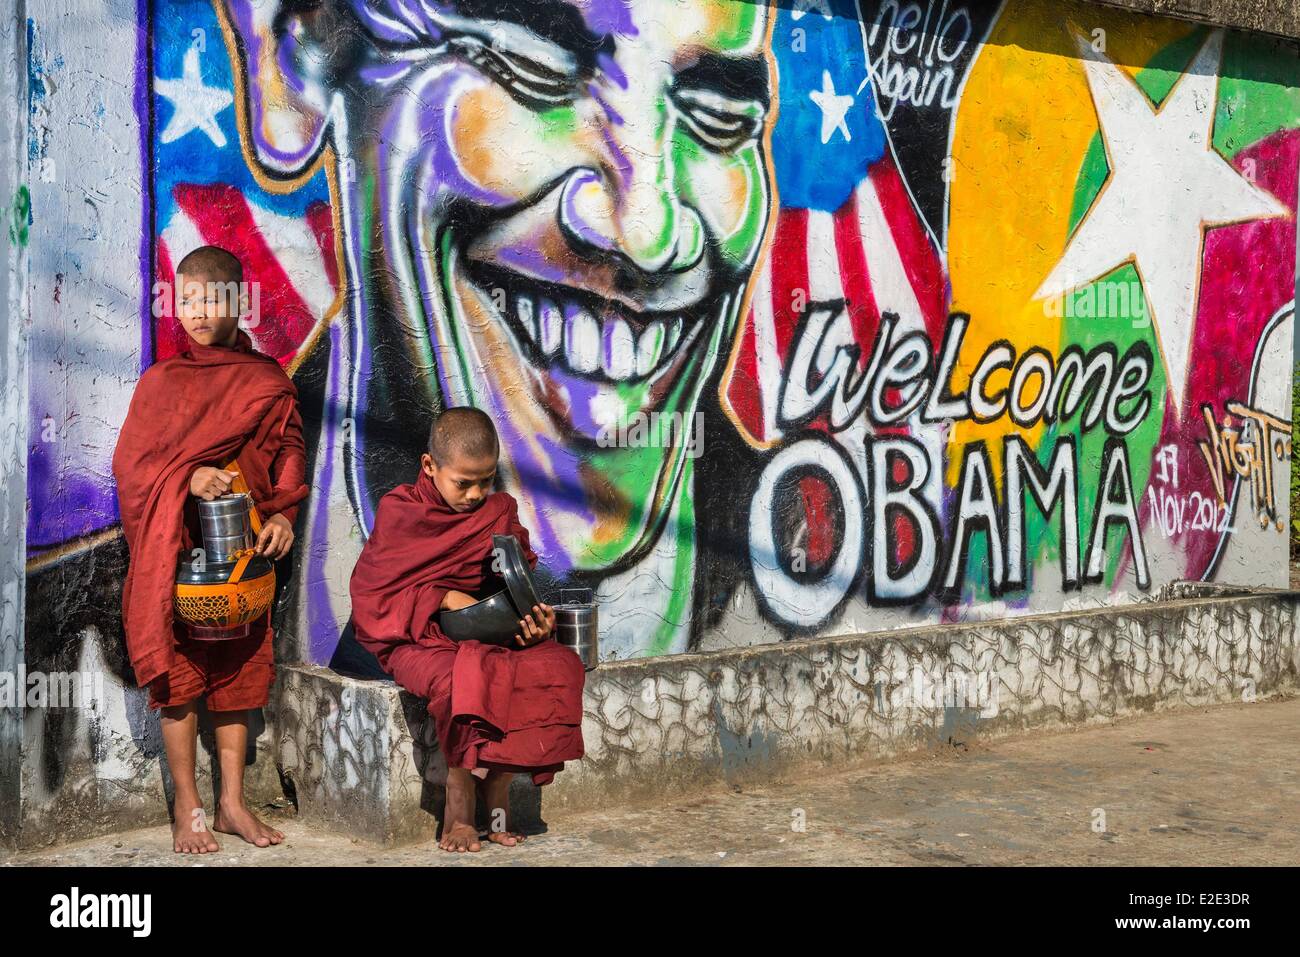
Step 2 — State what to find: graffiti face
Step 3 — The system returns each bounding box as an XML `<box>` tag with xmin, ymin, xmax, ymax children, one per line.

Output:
<box><xmin>225</xmin><ymin>0</ymin><xmax>774</xmax><ymax>577</ymax></box>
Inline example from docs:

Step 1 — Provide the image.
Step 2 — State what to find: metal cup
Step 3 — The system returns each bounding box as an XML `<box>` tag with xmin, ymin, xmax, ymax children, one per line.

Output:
<box><xmin>198</xmin><ymin>494</ymin><xmax>252</xmax><ymax>562</ymax></box>
<box><xmin>553</xmin><ymin>587</ymin><xmax>598</xmax><ymax>670</ymax></box>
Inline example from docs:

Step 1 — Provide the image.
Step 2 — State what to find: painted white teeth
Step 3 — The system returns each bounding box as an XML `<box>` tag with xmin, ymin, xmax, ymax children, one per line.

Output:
<box><xmin>516</xmin><ymin>295</ymin><xmax>537</xmax><ymax>346</ymax></box>
<box><xmin>635</xmin><ymin>320</ymin><xmax>665</xmax><ymax>377</ymax></box>
<box><xmin>603</xmin><ymin>316</ymin><xmax>636</xmax><ymax>380</ymax></box>
<box><xmin>500</xmin><ymin>286</ymin><xmax>699</xmax><ymax>380</ymax></box>
<box><xmin>539</xmin><ymin>299</ymin><xmax>563</xmax><ymax>356</ymax></box>
<box><xmin>564</xmin><ymin>307</ymin><xmax>600</xmax><ymax>374</ymax></box>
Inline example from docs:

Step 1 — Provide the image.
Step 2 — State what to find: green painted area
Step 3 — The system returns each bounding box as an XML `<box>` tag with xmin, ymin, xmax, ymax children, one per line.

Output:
<box><xmin>8</xmin><ymin>184</ymin><xmax>30</xmax><ymax>248</ymax></box>
<box><xmin>537</xmin><ymin>104</ymin><xmax>579</xmax><ymax>142</ymax></box>
<box><xmin>646</xmin><ymin>458</ymin><xmax>696</xmax><ymax>657</ymax></box>
<box><xmin>671</xmin><ymin>126</ymin><xmax>768</xmax><ymax>269</ymax></box>
<box><xmin>712</xmin><ymin>1</ymin><xmax>761</xmax><ymax>53</ymax></box>
<box><xmin>583</xmin><ymin>317</ymin><xmax>728</xmax><ymax>569</ymax></box>
<box><xmin>1216</xmin><ymin>32</ymin><xmax>1300</xmax><ymax>158</ymax></box>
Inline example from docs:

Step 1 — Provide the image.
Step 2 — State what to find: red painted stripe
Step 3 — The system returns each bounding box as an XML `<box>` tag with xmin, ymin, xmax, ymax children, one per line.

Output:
<box><xmin>305</xmin><ymin>200</ymin><xmax>340</xmax><ymax>293</ymax></box>
<box><xmin>173</xmin><ymin>183</ymin><xmax>312</xmax><ymax>365</ymax></box>
<box><xmin>832</xmin><ymin>191</ymin><xmax>881</xmax><ymax>369</ymax></box>
<box><xmin>769</xmin><ymin>208</ymin><xmax>810</xmax><ymax>367</ymax></box>
<box><xmin>727</xmin><ymin>307</ymin><xmax>764</xmax><ymax>440</ymax></box>
<box><xmin>799</xmin><ymin>473</ymin><xmax>835</xmax><ymax>568</ymax></box>
<box><xmin>871</xmin><ymin>154</ymin><xmax>948</xmax><ymax>346</ymax></box>
<box><xmin>154</xmin><ymin>240</ymin><xmax>190</xmax><ymax>361</ymax></box>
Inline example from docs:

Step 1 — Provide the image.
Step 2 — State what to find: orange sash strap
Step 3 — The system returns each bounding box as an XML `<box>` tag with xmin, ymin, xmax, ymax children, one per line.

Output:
<box><xmin>222</xmin><ymin>457</ymin><xmax>264</xmax><ymax>535</ymax></box>
<box><xmin>221</xmin><ymin>457</ymin><xmax>262</xmax><ymax>586</ymax></box>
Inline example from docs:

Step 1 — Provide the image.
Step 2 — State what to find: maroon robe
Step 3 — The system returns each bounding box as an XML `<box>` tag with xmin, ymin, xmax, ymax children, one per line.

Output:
<box><xmin>111</xmin><ymin>330</ymin><xmax>307</xmax><ymax>702</ymax></box>
<box><xmin>349</xmin><ymin>469</ymin><xmax>585</xmax><ymax>785</ymax></box>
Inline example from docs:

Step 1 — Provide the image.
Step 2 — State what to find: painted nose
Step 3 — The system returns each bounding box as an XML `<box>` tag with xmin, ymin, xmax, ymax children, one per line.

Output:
<box><xmin>560</xmin><ymin>158</ymin><xmax>705</xmax><ymax>276</ymax></box>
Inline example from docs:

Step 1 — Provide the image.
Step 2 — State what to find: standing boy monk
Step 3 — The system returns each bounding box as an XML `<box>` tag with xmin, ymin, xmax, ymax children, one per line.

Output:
<box><xmin>112</xmin><ymin>245</ymin><xmax>308</xmax><ymax>854</ymax></box>
<box><xmin>349</xmin><ymin>407</ymin><xmax>586</xmax><ymax>852</ymax></box>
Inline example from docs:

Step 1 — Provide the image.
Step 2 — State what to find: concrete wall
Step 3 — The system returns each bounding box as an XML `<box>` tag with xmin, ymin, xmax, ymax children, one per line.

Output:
<box><xmin>0</xmin><ymin>2</ymin><xmax>27</xmax><ymax>846</ymax></box>
<box><xmin>6</xmin><ymin>0</ymin><xmax>1300</xmax><ymax>844</ymax></box>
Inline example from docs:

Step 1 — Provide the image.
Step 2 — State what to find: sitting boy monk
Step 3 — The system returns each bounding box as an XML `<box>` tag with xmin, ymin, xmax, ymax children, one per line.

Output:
<box><xmin>349</xmin><ymin>407</ymin><xmax>586</xmax><ymax>852</ymax></box>
<box><xmin>112</xmin><ymin>245</ymin><xmax>307</xmax><ymax>854</ymax></box>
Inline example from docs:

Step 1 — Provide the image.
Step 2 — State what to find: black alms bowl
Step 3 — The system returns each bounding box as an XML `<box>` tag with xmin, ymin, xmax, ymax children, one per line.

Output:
<box><xmin>437</xmin><ymin>589</ymin><xmax>522</xmax><ymax>647</ymax></box>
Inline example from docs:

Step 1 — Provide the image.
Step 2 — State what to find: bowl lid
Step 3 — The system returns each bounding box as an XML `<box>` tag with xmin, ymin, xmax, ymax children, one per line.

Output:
<box><xmin>492</xmin><ymin>533</ymin><xmax>541</xmax><ymax>618</ymax></box>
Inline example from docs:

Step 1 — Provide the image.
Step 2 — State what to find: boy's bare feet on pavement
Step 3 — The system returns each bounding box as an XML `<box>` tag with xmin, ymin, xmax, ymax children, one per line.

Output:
<box><xmin>173</xmin><ymin>800</ymin><xmax>220</xmax><ymax>854</ymax></box>
<box><xmin>214</xmin><ymin>799</ymin><xmax>284</xmax><ymax>848</ymax></box>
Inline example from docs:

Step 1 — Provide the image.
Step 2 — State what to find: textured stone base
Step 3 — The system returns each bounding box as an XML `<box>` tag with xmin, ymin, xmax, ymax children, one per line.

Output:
<box><xmin>271</xmin><ymin>590</ymin><xmax>1299</xmax><ymax>845</ymax></box>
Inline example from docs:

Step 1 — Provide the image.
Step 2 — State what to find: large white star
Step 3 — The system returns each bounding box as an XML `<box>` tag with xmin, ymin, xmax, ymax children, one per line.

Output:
<box><xmin>792</xmin><ymin>0</ymin><xmax>833</xmax><ymax>20</ymax></box>
<box><xmin>1034</xmin><ymin>30</ymin><xmax>1287</xmax><ymax>413</ymax></box>
<box><xmin>156</xmin><ymin>47</ymin><xmax>233</xmax><ymax>148</ymax></box>
<box><xmin>809</xmin><ymin>70</ymin><xmax>854</xmax><ymax>145</ymax></box>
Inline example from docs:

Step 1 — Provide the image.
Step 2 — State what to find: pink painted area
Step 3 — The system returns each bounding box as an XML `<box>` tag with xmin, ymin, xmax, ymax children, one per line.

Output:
<box><xmin>1139</xmin><ymin>129</ymin><xmax>1299</xmax><ymax>580</ymax></box>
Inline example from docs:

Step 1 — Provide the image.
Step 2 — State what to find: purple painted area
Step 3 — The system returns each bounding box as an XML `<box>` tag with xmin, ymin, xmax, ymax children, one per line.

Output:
<box><xmin>360</xmin><ymin>59</ymin><xmax>415</xmax><ymax>84</ymax></box>
<box><xmin>596</xmin><ymin>52</ymin><xmax>629</xmax><ymax>90</ymax></box>
<box><xmin>307</xmin><ymin>322</ymin><xmax>344</xmax><ymax>663</ymax></box>
<box><xmin>589</xmin><ymin>82</ymin><xmax>626</xmax><ymax>126</ymax></box>
<box><xmin>403</xmin><ymin>0</ymin><xmax>448</xmax><ymax>41</ymax></box>
<box><xmin>26</xmin><ymin>456</ymin><xmax>121</xmax><ymax>554</ymax></box>
<box><xmin>599</xmin><ymin>123</ymin><xmax>634</xmax><ymax>189</ymax></box>
<box><xmin>277</xmin><ymin>29</ymin><xmax>307</xmax><ymax>95</ymax></box>
<box><xmin>347</xmin><ymin>0</ymin><xmax>420</xmax><ymax>43</ymax></box>
<box><xmin>229</xmin><ymin>0</ymin><xmax>322</xmax><ymax>171</ymax></box>
<box><xmin>602</xmin><ymin>311</ymin><xmax>618</xmax><ymax>368</ymax></box>
<box><xmin>497</xmin><ymin>244</ymin><xmax>572</xmax><ymax>284</ymax></box>
<box><xmin>416</xmin><ymin>70</ymin><xmax>514</xmax><ymax>207</ymax></box>
<box><xmin>579</xmin><ymin>0</ymin><xmax>639</xmax><ymax>38</ymax></box>
<box><xmin>561</xmin><ymin>170</ymin><xmax>616</xmax><ymax>252</ymax></box>
<box><xmin>136</xmin><ymin>0</ymin><xmax>152</xmax><ymax>374</ymax></box>
<box><xmin>490</xmin><ymin>394</ymin><xmax>592</xmax><ymax>576</ymax></box>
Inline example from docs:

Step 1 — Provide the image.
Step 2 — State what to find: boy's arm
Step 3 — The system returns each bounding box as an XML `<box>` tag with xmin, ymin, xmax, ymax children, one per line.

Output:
<box><xmin>263</xmin><ymin>400</ymin><xmax>308</xmax><ymax>525</ymax></box>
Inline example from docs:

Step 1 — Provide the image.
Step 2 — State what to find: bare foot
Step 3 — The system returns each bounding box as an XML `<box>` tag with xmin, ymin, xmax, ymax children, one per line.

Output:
<box><xmin>441</xmin><ymin>767</ymin><xmax>482</xmax><ymax>853</ymax></box>
<box><xmin>439</xmin><ymin>821</ymin><xmax>483</xmax><ymax>853</ymax></box>
<box><xmin>479</xmin><ymin>769</ymin><xmax>524</xmax><ymax>847</ymax></box>
<box><xmin>173</xmin><ymin>801</ymin><xmax>220</xmax><ymax>854</ymax></box>
<box><xmin>214</xmin><ymin>799</ymin><xmax>284</xmax><ymax>848</ymax></box>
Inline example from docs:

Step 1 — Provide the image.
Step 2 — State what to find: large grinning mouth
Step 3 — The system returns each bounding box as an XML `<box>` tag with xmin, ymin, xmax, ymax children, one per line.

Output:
<box><xmin>462</xmin><ymin>259</ymin><xmax>721</xmax><ymax>387</ymax></box>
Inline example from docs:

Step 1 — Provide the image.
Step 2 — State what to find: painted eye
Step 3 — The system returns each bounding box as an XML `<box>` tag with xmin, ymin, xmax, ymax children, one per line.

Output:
<box><xmin>672</xmin><ymin>88</ymin><xmax>765</xmax><ymax>152</ymax></box>
<box><xmin>451</xmin><ymin>36</ymin><xmax>578</xmax><ymax>109</ymax></box>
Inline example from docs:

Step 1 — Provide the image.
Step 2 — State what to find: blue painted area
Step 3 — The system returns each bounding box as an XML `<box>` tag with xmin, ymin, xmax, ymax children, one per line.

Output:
<box><xmin>27</xmin><ymin>18</ymin><xmax>41</xmax><ymax>167</ymax></box>
<box><xmin>151</xmin><ymin>0</ymin><xmax>328</xmax><ymax>232</ymax></box>
<box><xmin>770</xmin><ymin>0</ymin><xmax>886</xmax><ymax>212</ymax></box>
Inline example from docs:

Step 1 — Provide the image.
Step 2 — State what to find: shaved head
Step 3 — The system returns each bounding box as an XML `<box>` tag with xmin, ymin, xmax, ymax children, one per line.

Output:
<box><xmin>175</xmin><ymin>245</ymin><xmax>243</xmax><ymax>285</ymax></box>
<box><xmin>428</xmin><ymin>406</ymin><xmax>499</xmax><ymax>467</ymax></box>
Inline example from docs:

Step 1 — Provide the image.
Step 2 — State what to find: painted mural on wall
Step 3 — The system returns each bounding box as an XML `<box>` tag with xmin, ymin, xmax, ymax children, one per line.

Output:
<box><xmin>26</xmin><ymin>0</ymin><xmax>1300</xmax><ymax>666</ymax></box>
